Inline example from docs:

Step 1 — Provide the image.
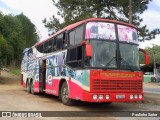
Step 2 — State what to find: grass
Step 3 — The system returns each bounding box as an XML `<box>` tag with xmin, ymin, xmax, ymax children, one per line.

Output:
<box><xmin>11</xmin><ymin>68</ymin><xmax>21</xmax><ymax>76</ymax></box>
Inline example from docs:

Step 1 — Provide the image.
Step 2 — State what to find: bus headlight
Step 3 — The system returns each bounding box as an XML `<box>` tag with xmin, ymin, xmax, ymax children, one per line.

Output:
<box><xmin>134</xmin><ymin>94</ymin><xmax>138</xmax><ymax>99</ymax></box>
<box><xmin>99</xmin><ymin>95</ymin><xmax>103</xmax><ymax>100</ymax></box>
<box><xmin>106</xmin><ymin>95</ymin><xmax>110</xmax><ymax>100</ymax></box>
<box><xmin>139</xmin><ymin>94</ymin><xmax>142</xmax><ymax>99</ymax></box>
<box><xmin>130</xmin><ymin>94</ymin><xmax>133</xmax><ymax>99</ymax></box>
<box><xmin>93</xmin><ymin>94</ymin><xmax>98</xmax><ymax>100</ymax></box>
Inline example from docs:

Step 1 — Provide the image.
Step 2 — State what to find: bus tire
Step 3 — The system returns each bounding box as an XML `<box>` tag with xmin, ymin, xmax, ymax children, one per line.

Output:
<box><xmin>26</xmin><ymin>80</ymin><xmax>31</xmax><ymax>93</ymax></box>
<box><xmin>30</xmin><ymin>80</ymin><xmax>36</xmax><ymax>95</ymax></box>
<box><xmin>61</xmin><ymin>82</ymin><xmax>74</xmax><ymax>106</ymax></box>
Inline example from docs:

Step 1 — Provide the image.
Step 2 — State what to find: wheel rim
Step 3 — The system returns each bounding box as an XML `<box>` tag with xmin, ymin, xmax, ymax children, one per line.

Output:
<box><xmin>62</xmin><ymin>86</ymin><xmax>69</xmax><ymax>101</ymax></box>
<box><xmin>31</xmin><ymin>82</ymin><xmax>34</xmax><ymax>93</ymax></box>
<box><xmin>27</xmin><ymin>82</ymin><xmax>29</xmax><ymax>91</ymax></box>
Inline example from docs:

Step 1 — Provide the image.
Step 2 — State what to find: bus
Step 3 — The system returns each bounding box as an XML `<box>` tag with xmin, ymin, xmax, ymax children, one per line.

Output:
<box><xmin>21</xmin><ymin>18</ymin><xmax>150</xmax><ymax>105</ymax></box>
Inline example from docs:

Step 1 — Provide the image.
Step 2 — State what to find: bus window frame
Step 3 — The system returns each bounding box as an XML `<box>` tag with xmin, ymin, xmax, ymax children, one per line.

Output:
<box><xmin>43</xmin><ymin>41</ymin><xmax>49</xmax><ymax>53</ymax></box>
<box><xmin>66</xmin><ymin>24</ymin><xmax>86</xmax><ymax>69</ymax></box>
<box><xmin>53</xmin><ymin>32</ymin><xmax>66</xmax><ymax>52</ymax></box>
<box><xmin>84</xmin><ymin>21</ymin><xmax>117</xmax><ymax>41</ymax></box>
<box><xmin>68</xmin><ymin>24</ymin><xmax>85</xmax><ymax>47</ymax></box>
<box><xmin>37</xmin><ymin>43</ymin><xmax>44</xmax><ymax>53</ymax></box>
<box><xmin>52</xmin><ymin>38</ymin><xmax>57</xmax><ymax>52</ymax></box>
<box><xmin>47</xmin><ymin>39</ymin><xmax>53</xmax><ymax>53</ymax></box>
<box><xmin>83</xmin><ymin>21</ymin><xmax>140</xmax><ymax>70</ymax></box>
<box><xmin>56</xmin><ymin>33</ymin><xmax>64</xmax><ymax>50</ymax></box>
<box><xmin>36</xmin><ymin>31</ymin><xmax>67</xmax><ymax>54</ymax></box>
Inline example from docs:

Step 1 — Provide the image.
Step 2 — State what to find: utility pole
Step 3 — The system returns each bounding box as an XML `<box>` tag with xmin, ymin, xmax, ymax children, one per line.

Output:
<box><xmin>129</xmin><ymin>0</ymin><xmax>132</xmax><ymax>24</ymax></box>
<box><xmin>153</xmin><ymin>46</ymin><xmax>156</xmax><ymax>78</ymax></box>
<box><xmin>150</xmin><ymin>44</ymin><xmax>156</xmax><ymax>81</ymax></box>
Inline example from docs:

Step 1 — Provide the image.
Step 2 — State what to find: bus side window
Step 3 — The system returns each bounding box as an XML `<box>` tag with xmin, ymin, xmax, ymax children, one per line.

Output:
<box><xmin>44</xmin><ymin>40</ymin><xmax>53</xmax><ymax>53</ymax></box>
<box><xmin>40</xmin><ymin>44</ymin><xmax>44</xmax><ymax>53</ymax></box>
<box><xmin>62</xmin><ymin>33</ymin><xmax>67</xmax><ymax>49</ymax></box>
<box><xmin>44</xmin><ymin>41</ymin><xmax>48</xmax><ymax>53</ymax></box>
<box><xmin>37</xmin><ymin>44</ymin><xmax>44</xmax><ymax>53</ymax></box>
<box><xmin>56</xmin><ymin>34</ymin><xmax>63</xmax><ymax>50</ymax></box>
<box><xmin>36</xmin><ymin>46</ymin><xmax>40</xmax><ymax>53</ymax></box>
<box><xmin>52</xmin><ymin>38</ymin><xmax>57</xmax><ymax>52</ymax></box>
<box><xmin>75</xmin><ymin>25</ymin><xmax>84</xmax><ymax>45</ymax></box>
<box><xmin>66</xmin><ymin>45</ymin><xmax>83</xmax><ymax>68</ymax></box>
<box><xmin>69</xmin><ymin>30</ymin><xmax>75</xmax><ymax>46</ymax></box>
<box><xmin>48</xmin><ymin>40</ymin><xmax>53</xmax><ymax>53</ymax></box>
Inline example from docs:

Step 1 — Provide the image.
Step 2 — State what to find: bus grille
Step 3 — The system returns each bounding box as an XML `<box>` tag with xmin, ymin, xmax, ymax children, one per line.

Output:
<box><xmin>93</xmin><ymin>79</ymin><xmax>142</xmax><ymax>92</ymax></box>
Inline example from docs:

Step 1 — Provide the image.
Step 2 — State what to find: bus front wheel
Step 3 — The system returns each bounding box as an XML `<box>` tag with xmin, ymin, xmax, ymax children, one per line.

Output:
<box><xmin>61</xmin><ymin>82</ymin><xmax>74</xmax><ymax>106</ymax></box>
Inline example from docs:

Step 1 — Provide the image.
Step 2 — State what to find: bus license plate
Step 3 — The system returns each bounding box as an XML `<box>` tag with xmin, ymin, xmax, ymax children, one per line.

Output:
<box><xmin>116</xmin><ymin>95</ymin><xmax>125</xmax><ymax>99</ymax></box>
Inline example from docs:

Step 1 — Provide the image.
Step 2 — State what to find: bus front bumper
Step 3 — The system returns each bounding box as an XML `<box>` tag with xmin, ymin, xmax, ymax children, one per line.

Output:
<box><xmin>82</xmin><ymin>92</ymin><xmax>144</xmax><ymax>103</ymax></box>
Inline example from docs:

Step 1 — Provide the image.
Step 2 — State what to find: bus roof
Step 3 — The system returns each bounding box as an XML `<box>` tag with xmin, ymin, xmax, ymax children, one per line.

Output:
<box><xmin>34</xmin><ymin>18</ymin><xmax>136</xmax><ymax>47</ymax></box>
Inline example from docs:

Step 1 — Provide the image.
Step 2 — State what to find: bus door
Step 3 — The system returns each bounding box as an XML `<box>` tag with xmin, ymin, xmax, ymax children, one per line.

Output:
<box><xmin>39</xmin><ymin>59</ymin><xmax>46</xmax><ymax>92</ymax></box>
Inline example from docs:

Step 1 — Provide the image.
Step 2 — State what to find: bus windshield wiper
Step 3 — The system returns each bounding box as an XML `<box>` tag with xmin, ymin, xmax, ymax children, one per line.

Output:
<box><xmin>105</xmin><ymin>57</ymin><xmax>116</xmax><ymax>69</ymax></box>
<box><xmin>120</xmin><ymin>58</ymin><xmax>134</xmax><ymax>72</ymax></box>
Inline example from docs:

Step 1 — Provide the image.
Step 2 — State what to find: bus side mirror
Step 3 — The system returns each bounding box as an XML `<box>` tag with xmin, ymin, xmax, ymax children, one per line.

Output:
<box><xmin>139</xmin><ymin>48</ymin><xmax>150</xmax><ymax>65</ymax></box>
<box><xmin>86</xmin><ymin>44</ymin><xmax>92</xmax><ymax>57</ymax></box>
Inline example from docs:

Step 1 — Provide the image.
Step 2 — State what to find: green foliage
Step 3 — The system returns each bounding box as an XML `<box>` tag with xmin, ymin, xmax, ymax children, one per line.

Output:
<box><xmin>11</xmin><ymin>68</ymin><xmax>21</xmax><ymax>76</ymax></box>
<box><xmin>16</xmin><ymin>13</ymin><xmax>39</xmax><ymax>48</ymax></box>
<box><xmin>0</xmin><ymin>34</ymin><xmax>8</xmax><ymax>48</ymax></box>
<box><xmin>0</xmin><ymin>33</ymin><xmax>8</xmax><ymax>68</ymax></box>
<box><xmin>145</xmin><ymin>45</ymin><xmax>160</xmax><ymax>64</ymax></box>
<box><xmin>0</xmin><ymin>14</ymin><xmax>25</xmax><ymax>66</ymax></box>
<box><xmin>139</xmin><ymin>45</ymin><xmax>160</xmax><ymax>65</ymax></box>
<box><xmin>43</xmin><ymin>0</ymin><xmax>159</xmax><ymax>41</ymax></box>
<box><xmin>0</xmin><ymin>12</ymin><xmax>39</xmax><ymax>67</ymax></box>
<box><xmin>139</xmin><ymin>52</ymin><xmax>145</xmax><ymax>64</ymax></box>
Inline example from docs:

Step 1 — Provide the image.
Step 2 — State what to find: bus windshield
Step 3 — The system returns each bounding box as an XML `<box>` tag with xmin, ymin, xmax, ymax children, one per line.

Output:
<box><xmin>118</xmin><ymin>24</ymin><xmax>140</xmax><ymax>71</ymax></box>
<box><xmin>90</xmin><ymin>40</ymin><xmax>117</xmax><ymax>69</ymax></box>
<box><xmin>119</xmin><ymin>44</ymin><xmax>140</xmax><ymax>71</ymax></box>
<box><xmin>85</xmin><ymin>22</ymin><xmax>140</xmax><ymax>71</ymax></box>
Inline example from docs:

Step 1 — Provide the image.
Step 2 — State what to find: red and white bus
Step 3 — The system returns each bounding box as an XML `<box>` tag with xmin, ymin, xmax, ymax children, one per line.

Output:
<box><xmin>21</xmin><ymin>18</ymin><xmax>149</xmax><ymax>105</ymax></box>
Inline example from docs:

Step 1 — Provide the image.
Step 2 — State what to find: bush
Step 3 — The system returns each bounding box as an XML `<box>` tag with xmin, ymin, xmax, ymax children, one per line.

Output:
<box><xmin>11</xmin><ymin>69</ymin><xmax>20</xmax><ymax>76</ymax></box>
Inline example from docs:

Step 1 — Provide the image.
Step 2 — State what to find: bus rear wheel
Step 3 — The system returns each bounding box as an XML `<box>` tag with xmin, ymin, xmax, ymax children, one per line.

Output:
<box><xmin>31</xmin><ymin>80</ymin><xmax>36</xmax><ymax>95</ymax></box>
<box><xmin>26</xmin><ymin>80</ymin><xmax>31</xmax><ymax>93</ymax></box>
<box><xmin>61</xmin><ymin>82</ymin><xmax>74</xmax><ymax>106</ymax></box>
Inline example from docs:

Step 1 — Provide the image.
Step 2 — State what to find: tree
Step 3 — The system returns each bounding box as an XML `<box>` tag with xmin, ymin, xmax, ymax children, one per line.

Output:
<box><xmin>0</xmin><ymin>12</ymin><xmax>39</xmax><ymax>67</ymax></box>
<box><xmin>43</xmin><ymin>0</ymin><xmax>159</xmax><ymax>41</ymax></box>
<box><xmin>0</xmin><ymin>33</ymin><xmax>8</xmax><ymax>68</ymax></box>
<box><xmin>0</xmin><ymin>33</ymin><xmax>8</xmax><ymax>48</ymax></box>
<box><xmin>16</xmin><ymin>13</ymin><xmax>39</xmax><ymax>48</ymax></box>
<box><xmin>145</xmin><ymin>45</ymin><xmax>160</xmax><ymax>64</ymax></box>
<box><xmin>0</xmin><ymin>14</ymin><xmax>26</xmax><ymax>66</ymax></box>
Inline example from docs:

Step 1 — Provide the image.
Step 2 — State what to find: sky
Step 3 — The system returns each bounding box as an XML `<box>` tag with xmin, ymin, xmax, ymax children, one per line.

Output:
<box><xmin>0</xmin><ymin>0</ymin><xmax>58</xmax><ymax>40</ymax></box>
<box><xmin>0</xmin><ymin>0</ymin><xmax>160</xmax><ymax>48</ymax></box>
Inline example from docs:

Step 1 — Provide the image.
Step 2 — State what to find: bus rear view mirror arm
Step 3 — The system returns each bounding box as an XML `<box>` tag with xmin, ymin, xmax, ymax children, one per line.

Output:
<box><xmin>139</xmin><ymin>48</ymin><xmax>150</xmax><ymax>65</ymax></box>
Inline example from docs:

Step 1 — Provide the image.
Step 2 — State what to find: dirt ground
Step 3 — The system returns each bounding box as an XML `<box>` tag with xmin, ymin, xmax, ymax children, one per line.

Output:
<box><xmin>0</xmin><ymin>70</ymin><xmax>19</xmax><ymax>84</ymax></box>
<box><xmin>0</xmin><ymin>71</ymin><xmax>20</xmax><ymax>90</ymax></box>
<box><xmin>0</xmin><ymin>71</ymin><xmax>160</xmax><ymax>120</ymax></box>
